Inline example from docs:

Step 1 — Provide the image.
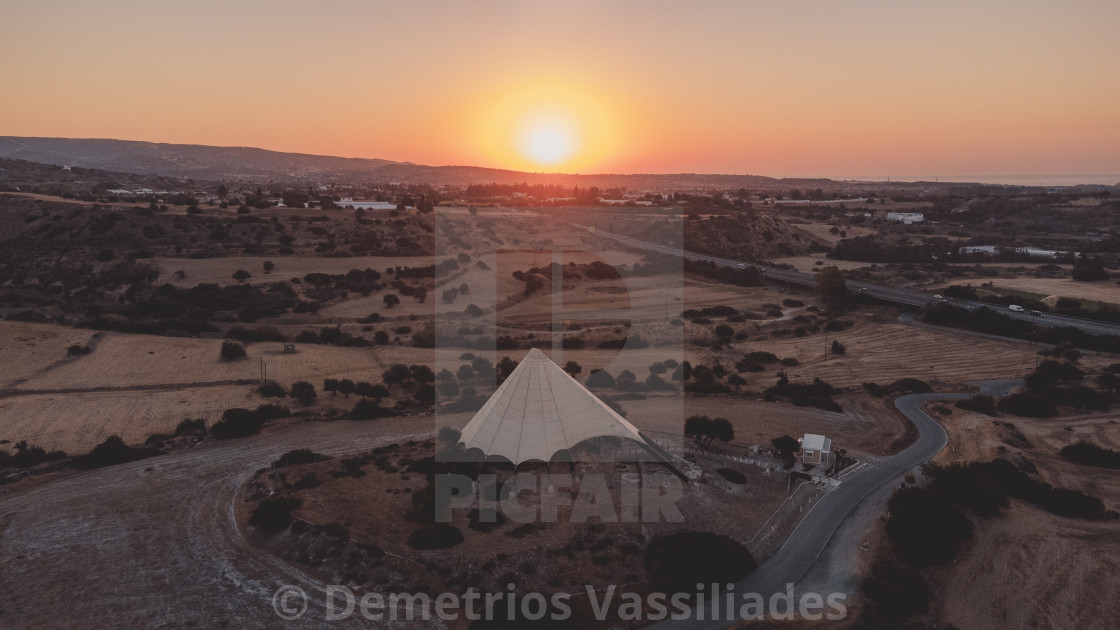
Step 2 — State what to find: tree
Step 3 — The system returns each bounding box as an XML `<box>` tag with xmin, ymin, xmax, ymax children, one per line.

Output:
<box><xmin>708</xmin><ymin>417</ymin><xmax>735</xmax><ymax>444</ymax></box>
<box><xmin>772</xmin><ymin>435</ymin><xmax>800</xmax><ymax>463</ymax></box>
<box><xmin>1072</xmin><ymin>254</ymin><xmax>1108</xmax><ymax>282</ymax></box>
<box><xmin>323</xmin><ymin>378</ymin><xmax>340</xmax><ymax>395</ymax></box>
<box><xmin>886</xmin><ymin>487</ymin><xmax>973</xmax><ymax>567</ymax></box>
<box><xmin>220</xmin><ymin>341</ymin><xmax>246</xmax><ymax>361</ymax></box>
<box><xmin>338</xmin><ymin>379</ymin><xmax>356</xmax><ymax>398</ymax></box>
<box><xmin>831</xmin><ymin>340</ymin><xmax>846</xmax><ymax>355</ymax></box>
<box><xmin>497</xmin><ymin>356</ymin><xmax>519</xmax><ymax>382</ymax></box>
<box><xmin>263</xmin><ymin>260</ymin><xmax>274</xmax><ymax>274</ymax></box>
<box><xmin>563</xmin><ymin>361</ymin><xmax>582</xmax><ymax>378</ymax></box>
<box><xmin>232</xmin><ymin>269</ymin><xmax>251</xmax><ymax>283</ymax></box>
<box><xmin>383</xmin><ymin>293</ymin><xmax>400</xmax><ymax>309</ymax></box>
<box><xmin>290</xmin><ymin>381</ymin><xmax>317</xmax><ymax>406</ymax></box>
<box><xmin>815</xmin><ymin>266</ymin><xmax>848</xmax><ymax>306</ymax></box>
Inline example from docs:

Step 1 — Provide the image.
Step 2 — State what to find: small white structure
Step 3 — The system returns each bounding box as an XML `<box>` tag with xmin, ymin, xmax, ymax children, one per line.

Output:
<box><xmin>885</xmin><ymin>212</ymin><xmax>925</xmax><ymax>224</ymax></box>
<box><xmin>799</xmin><ymin>434</ymin><xmax>832</xmax><ymax>466</ymax></box>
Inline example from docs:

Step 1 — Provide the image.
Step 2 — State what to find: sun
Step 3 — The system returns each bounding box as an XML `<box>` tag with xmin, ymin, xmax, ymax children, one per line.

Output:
<box><xmin>518</xmin><ymin>118</ymin><xmax>578</xmax><ymax>167</ymax></box>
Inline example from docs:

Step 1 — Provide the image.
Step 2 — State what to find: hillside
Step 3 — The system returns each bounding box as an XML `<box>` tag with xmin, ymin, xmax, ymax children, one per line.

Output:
<box><xmin>0</xmin><ymin>137</ymin><xmax>400</xmax><ymax>181</ymax></box>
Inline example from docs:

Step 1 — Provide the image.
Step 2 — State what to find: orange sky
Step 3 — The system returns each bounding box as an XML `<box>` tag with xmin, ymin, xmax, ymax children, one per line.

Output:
<box><xmin>2</xmin><ymin>0</ymin><xmax>1119</xmax><ymax>181</ymax></box>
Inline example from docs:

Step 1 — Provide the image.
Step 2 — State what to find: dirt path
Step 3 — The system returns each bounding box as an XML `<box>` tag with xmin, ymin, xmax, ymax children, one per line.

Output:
<box><xmin>0</xmin><ymin>417</ymin><xmax>439</xmax><ymax>629</ymax></box>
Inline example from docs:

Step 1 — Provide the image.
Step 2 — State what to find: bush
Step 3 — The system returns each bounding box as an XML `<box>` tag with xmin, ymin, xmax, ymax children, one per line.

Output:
<box><xmin>220</xmin><ymin>341</ymin><xmax>247</xmax><ymax>361</ymax></box>
<box><xmin>249</xmin><ymin>497</ymin><xmax>302</xmax><ymax>533</ymax></box>
<box><xmin>72</xmin><ymin>435</ymin><xmax>161</xmax><ymax>470</ymax></box>
<box><xmin>174</xmin><ymin>418</ymin><xmax>207</xmax><ymax>436</ymax></box>
<box><xmin>830</xmin><ymin>340</ymin><xmax>846</xmax><ymax>355</ymax></box>
<box><xmin>862</xmin><ymin>382</ymin><xmax>887</xmax><ymax>397</ymax></box>
<box><xmin>209</xmin><ymin>408</ymin><xmax>265</xmax><ymax>439</ymax></box>
<box><xmin>290</xmin><ymin>380</ymin><xmax>317</xmax><ymax>405</ymax></box>
<box><xmin>886</xmin><ymin>487</ymin><xmax>973</xmax><ymax>567</ymax></box>
<box><xmin>890</xmin><ymin>378</ymin><xmax>931</xmax><ymax>394</ymax></box>
<box><xmin>273</xmin><ymin>449</ymin><xmax>330</xmax><ymax>468</ymax></box>
<box><xmin>1000</xmin><ymin>391</ymin><xmax>1057</xmax><ymax>417</ymax></box>
<box><xmin>350</xmin><ymin>399</ymin><xmax>394</xmax><ymax>420</ymax></box>
<box><xmin>644</xmin><ymin>532</ymin><xmax>756</xmax><ymax>591</ymax></box>
<box><xmin>716</xmin><ymin>468</ymin><xmax>747</xmax><ymax>484</ymax></box>
<box><xmin>257</xmin><ymin>380</ymin><xmax>287</xmax><ymax>398</ymax></box>
<box><xmin>407</xmin><ymin>524</ymin><xmax>464</xmax><ymax>550</ymax></box>
<box><xmin>862</xmin><ymin>560</ymin><xmax>930</xmax><ymax>621</ymax></box>
<box><xmin>585</xmin><ymin>370</ymin><xmax>615</xmax><ymax>388</ymax></box>
<box><xmin>956</xmin><ymin>394</ymin><xmax>996</xmax><ymax>415</ymax></box>
<box><xmin>1061</xmin><ymin>441</ymin><xmax>1120</xmax><ymax>469</ymax></box>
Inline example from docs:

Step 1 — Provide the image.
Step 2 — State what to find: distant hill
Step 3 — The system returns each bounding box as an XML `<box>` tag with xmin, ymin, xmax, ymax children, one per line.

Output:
<box><xmin>0</xmin><ymin>136</ymin><xmax>805</xmax><ymax>188</ymax></box>
<box><xmin>0</xmin><ymin>137</ymin><xmax>400</xmax><ymax>181</ymax></box>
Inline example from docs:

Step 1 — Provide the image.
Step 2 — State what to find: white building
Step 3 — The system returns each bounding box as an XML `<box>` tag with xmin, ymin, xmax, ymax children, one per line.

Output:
<box><xmin>886</xmin><ymin>212</ymin><xmax>925</xmax><ymax>224</ymax></box>
<box><xmin>799</xmin><ymin>434</ymin><xmax>832</xmax><ymax>466</ymax></box>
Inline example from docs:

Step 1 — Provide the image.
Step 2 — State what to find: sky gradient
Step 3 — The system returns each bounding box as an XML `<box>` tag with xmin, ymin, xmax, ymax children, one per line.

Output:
<box><xmin>2</xmin><ymin>0</ymin><xmax>1119</xmax><ymax>182</ymax></box>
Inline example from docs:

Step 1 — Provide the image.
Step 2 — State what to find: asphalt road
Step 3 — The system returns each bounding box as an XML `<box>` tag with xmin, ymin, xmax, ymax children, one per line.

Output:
<box><xmin>579</xmin><ymin>224</ymin><xmax>1120</xmax><ymax>338</ymax></box>
<box><xmin>650</xmin><ymin>379</ymin><xmax>1022</xmax><ymax>629</ymax></box>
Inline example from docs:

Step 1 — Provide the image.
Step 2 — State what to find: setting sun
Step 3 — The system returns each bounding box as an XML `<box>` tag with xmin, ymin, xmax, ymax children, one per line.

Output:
<box><xmin>518</xmin><ymin>116</ymin><xmax>578</xmax><ymax>167</ymax></box>
<box><xmin>466</xmin><ymin>78</ymin><xmax>630</xmax><ymax>173</ymax></box>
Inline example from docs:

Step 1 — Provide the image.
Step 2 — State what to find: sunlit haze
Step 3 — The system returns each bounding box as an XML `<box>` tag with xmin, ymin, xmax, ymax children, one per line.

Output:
<box><xmin>2</xmin><ymin>0</ymin><xmax>1119</xmax><ymax>181</ymax></box>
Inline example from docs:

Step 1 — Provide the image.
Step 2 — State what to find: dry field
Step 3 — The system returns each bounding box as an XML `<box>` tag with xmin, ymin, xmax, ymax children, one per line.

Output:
<box><xmin>770</xmin><ymin>255</ymin><xmax>871</xmax><ymax>273</ymax></box>
<box><xmin>8</xmin><ymin>331</ymin><xmax>388</xmax><ymax>391</ymax></box>
<box><xmin>793</xmin><ymin>223</ymin><xmax>878</xmax><ymax>245</ymax></box>
<box><xmin>937</xmin><ymin>276</ymin><xmax>1120</xmax><ymax>305</ymax></box>
<box><xmin>621</xmin><ymin>393</ymin><xmax>908</xmax><ymax>457</ymax></box>
<box><xmin>0</xmin><ymin>321</ymin><xmax>98</xmax><ymax>387</ymax></box>
<box><xmin>0</xmin><ymin>385</ymin><xmax>256</xmax><ymax>453</ymax></box>
<box><xmin>929</xmin><ymin>406</ymin><xmax>1120</xmax><ymax>629</ymax></box>
<box><xmin>714</xmin><ymin>316</ymin><xmax>1075</xmax><ymax>390</ymax></box>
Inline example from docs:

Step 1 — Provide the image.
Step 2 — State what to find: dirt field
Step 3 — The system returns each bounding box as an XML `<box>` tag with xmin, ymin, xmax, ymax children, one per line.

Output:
<box><xmin>0</xmin><ymin>321</ymin><xmax>98</xmax><ymax>388</ymax></box>
<box><xmin>621</xmin><ymin>394</ymin><xmax>909</xmax><ymax>458</ymax></box>
<box><xmin>925</xmin><ymin>403</ymin><xmax>1120</xmax><ymax>629</ymax></box>
<box><xmin>770</xmin><ymin>255</ymin><xmax>871</xmax><ymax>272</ymax></box>
<box><xmin>936</xmin><ymin>276</ymin><xmax>1120</xmax><ymax>305</ymax></box>
<box><xmin>8</xmin><ymin>330</ymin><xmax>388</xmax><ymax>391</ymax></box>
<box><xmin>718</xmin><ymin>316</ymin><xmax>1068</xmax><ymax>390</ymax></box>
<box><xmin>0</xmin><ymin>385</ymin><xmax>256</xmax><ymax>453</ymax></box>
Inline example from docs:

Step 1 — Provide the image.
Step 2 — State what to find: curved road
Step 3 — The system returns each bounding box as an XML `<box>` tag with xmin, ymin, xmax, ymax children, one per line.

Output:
<box><xmin>0</xmin><ymin>417</ymin><xmax>440</xmax><ymax>629</ymax></box>
<box><xmin>0</xmin><ymin>380</ymin><xmax>1019</xmax><ymax>629</ymax></box>
<box><xmin>651</xmin><ymin>379</ymin><xmax>1022</xmax><ymax>629</ymax></box>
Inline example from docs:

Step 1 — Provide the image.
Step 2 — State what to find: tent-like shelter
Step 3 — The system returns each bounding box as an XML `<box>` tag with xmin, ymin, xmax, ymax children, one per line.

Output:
<box><xmin>457</xmin><ymin>348</ymin><xmax>680</xmax><ymax>473</ymax></box>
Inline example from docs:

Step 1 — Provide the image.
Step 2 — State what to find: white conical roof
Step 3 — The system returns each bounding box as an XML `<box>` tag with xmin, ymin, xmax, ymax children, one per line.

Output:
<box><xmin>458</xmin><ymin>348</ymin><xmax>648</xmax><ymax>464</ymax></box>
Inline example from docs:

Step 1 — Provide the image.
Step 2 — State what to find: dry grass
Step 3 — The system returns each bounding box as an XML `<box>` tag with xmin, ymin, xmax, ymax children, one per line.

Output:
<box><xmin>0</xmin><ymin>385</ymin><xmax>256</xmax><ymax>453</ymax></box>
<box><xmin>10</xmin><ymin>332</ymin><xmax>388</xmax><ymax>390</ymax></box>
<box><xmin>938</xmin><ymin>276</ymin><xmax>1120</xmax><ymax>305</ymax></box>
<box><xmin>0</xmin><ymin>321</ymin><xmax>97</xmax><ymax>387</ymax></box>
<box><xmin>930</xmin><ymin>406</ymin><xmax>1120</xmax><ymax>630</ymax></box>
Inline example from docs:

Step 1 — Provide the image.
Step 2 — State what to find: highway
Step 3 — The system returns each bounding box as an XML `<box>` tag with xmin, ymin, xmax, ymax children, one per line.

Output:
<box><xmin>580</xmin><ymin>225</ymin><xmax>1120</xmax><ymax>338</ymax></box>
<box><xmin>650</xmin><ymin>379</ymin><xmax>1022</xmax><ymax>629</ymax></box>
